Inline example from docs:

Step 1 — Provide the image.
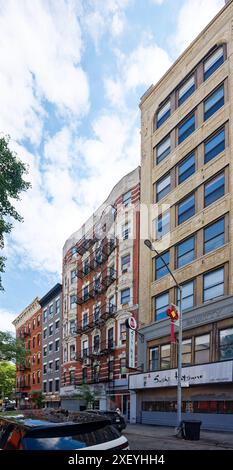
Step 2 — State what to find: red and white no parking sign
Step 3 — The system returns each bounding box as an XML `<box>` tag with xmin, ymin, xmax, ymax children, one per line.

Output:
<box><xmin>127</xmin><ymin>316</ymin><xmax>137</xmax><ymax>330</ymax></box>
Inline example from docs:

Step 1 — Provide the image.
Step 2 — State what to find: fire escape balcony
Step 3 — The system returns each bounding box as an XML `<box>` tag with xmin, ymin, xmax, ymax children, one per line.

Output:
<box><xmin>102</xmin><ymin>304</ymin><xmax>117</xmax><ymax>321</ymax></box>
<box><xmin>17</xmin><ymin>364</ymin><xmax>31</xmax><ymax>372</ymax></box>
<box><xmin>76</xmin><ymin>231</ymin><xmax>98</xmax><ymax>256</ymax></box>
<box><xmin>76</xmin><ymin>258</ymin><xmax>95</xmax><ymax>279</ymax></box>
<box><xmin>18</xmin><ymin>384</ymin><xmax>30</xmax><ymax>390</ymax></box>
<box><xmin>76</xmin><ymin>342</ymin><xmax>115</xmax><ymax>362</ymax></box>
<box><xmin>76</xmin><ymin>289</ymin><xmax>95</xmax><ymax>305</ymax></box>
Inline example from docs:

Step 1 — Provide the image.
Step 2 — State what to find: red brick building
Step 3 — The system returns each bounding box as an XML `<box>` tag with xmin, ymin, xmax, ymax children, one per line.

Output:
<box><xmin>61</xmin><ymin>167</ymin><xmax>140</xmax><ymax>419</ymax></box>
<box><xmin>13</xmin><ymin>298</ymin><xmax>42</xmax><ymax>408</ymax></box>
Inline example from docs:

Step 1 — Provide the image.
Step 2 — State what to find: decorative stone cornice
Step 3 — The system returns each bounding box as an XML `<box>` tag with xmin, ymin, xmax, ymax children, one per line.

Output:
<box><xmin>12</xmin><ymin>297</ymin><xmax>41</xmax><ymax>329</ymax></box>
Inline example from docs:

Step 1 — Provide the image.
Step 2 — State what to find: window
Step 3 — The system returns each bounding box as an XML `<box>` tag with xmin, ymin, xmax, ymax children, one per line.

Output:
<box><xmin>37</xmin><ymin>353</ymin><xmax>40</xmax><ymax>364</ymax></box>
<box><xmin>109</xmin><ymin>296</ymin><xmax>116</xmax><ymax>313</ymax></box>
<box><xmin>32</xmin><ymin>373</ymin><xmax>35</xmax><ymax>385</ymax></box>
<box><xmin>156</xmin><ymin>100</ymin><xmax>171</xmax><ymax>128</ymax></box>
<box><xmin>37</xmin><ymin>334</ymin><xmax>41</xmax><ymax>346</ymax></box>
<box><xmin>177</xmin><ymin>281</ymin><xmax>194</xmax><ymax>311</ymax></box>
<box><xmin>82</xmin><ymin>340</ymin><xmax>88</xmax><ymax>357</ymax></box>
<box><xmin>55</xmin><ymin>299</ymin><xmax>60</xmax><ymax>314</ymax></box>
<box><xmin>95</xmin><ymin>247</ymin><xmax>102</xmax><ymax>264</ymax></box>
<box><xmin>43</xmin><ymin>364</ymin><xmax>47</xmax><ymax>374</ymax></box>
<box><xmin>83</xmin><ymin>259</ymin><xmax>90</xmax><ymax>275</ymax></box>
<box><xmin>203</xmin><ymin>267</ymin><xmax>224</xmax><ymax>302</ymax></box>
<box><xmin>204</xmin><ymin>218</ymin><xmax>225</xmax><ymax>254</ymax></box>
<box><xmin>156</xmin><ymin>173</ymin><xmax>171</xmax><ymax>202</ymax></box>
<box><xmin>55</xmin><ymin>379</ymin><xmax>59</xmax><ymax>392</ymax></box>
<box><xmin>55</xmin><ymin>320</ymin><xmax>60</xmax><ymax>330</ymax></box>
<box><xmin>49</xmin><ymin>343</ymin><xmax>53</xmax><ymax>353</ymax></box>
<box><xmin>33</xmin><ymin>319</ymin><xmax>36</xmax><ymax>329</ymax></box>
<box><xmin>43</xmin><ymin>346</ymin><xmax>47</xmax><ymax>357</ymax></box>
<box><xmin>204</xmin><ymin>85</ymin><xmax>224</xmax><ymax>121</ymax></box>
<box><xmin>121</xmin><ymin>288</ymin><xmax>130</xmax><ymax>305</ymax></box>
<box><xmin>108</xmin><ymin>327</ymin><xmax>114</xmax><ymax>349</ymax></box>
<box><xmin>70</xmin><ymin>294</ymin><xmax>76</xmax><ymax>308</ymax></box>
<box><xmin>82</xmin><ymin>368</ymin><xmax>87</xmax><ymax>384</ymax></box>
<box><xmin>178</xmin><ymin>152</ymin><xmax>195</xmax><ymax>184</ymax></box>
<box><xmin>154</xmin><ymin>292</ymin><xmax>169</xmax><ymax>321</ymax></box>
<box><xmin>122</xmin><ymin>222</ymin><xmax>130</xmax><ymax>240</ymax></box>
<box><xmin>43</xmin><ymin>328</ymin><xmax>47</xmax><ymax>339</ymax></box>
<box><xmin>43</xmin><ymin>309</ymin><xmax>47</xmax><ymax>323</ymax></box>
<box><xmin>156</xmin><ymin>210</ymin><xmax>170</xmax><ymax>239</ymax></box>
<box><xmin>71</xmin><ymin>246</ymin><xmax>77</xmax><ymax>256</ymax></box>
<box><xmin>108</xmin><ymin>360</ymin><xmax>114</xmax><ymax>380</ymax></box>
<box><xmin>71</xmin><ymin>270</ymin><xmax>76</xmax><ymax>284</ymax></box>
<box><xmin>69</xmin><ymin>370</ymin><xmax>75</xmax><ymax>385</ymax></box>
<box><xmin>155</xmin><ymin>251</ymin><xmax>170</xmax><ymax>280</ymax></box>
<box><xmin>120</xmin><ymin>358</ymin><xmax>127</xmax><ymax>378</ymax></box>
<box><xmin>93</xmin><ymin>364</ymin><xmax>100</xmax><ymax>382</ymax></box>
<box><xmin>204</xmin><ymin>128</ymin><xmax>225</xmax><ymax>163</ymax></box>
<box><xmin>70</xmin><ymin>345</ymin><xmax>76</xmax><ymax>361</ymax></box>
<box><xmin>94</xmin><ymin>304</ymin><xmax>100</xmax><ymax>323</ymax></box>
<box><xmin>178</xmin><ymin>193</ymin><xmax>195</xmax><ymax>225</ymax></box>
<box><xmin>195</xmin><ymin>334</ymin><xmax>210</xmax><ymax>364</ymax></box>
<box><xmin>204</xmin><ymin>172</ymin><xmax>225</xmax><ymax>207</ymax></box>
<box><xmin>161</xmin><ymin>344</ymin><xmax>171</xmax><ymax>369</ymax></box>
<box><xmin>49</xmin><ymin>304</ymin><xmax>53</xmax><ymax>315</ymax></box>
<box><xmin>37</xmin><ymin>371</ymin><xmax>40</xmax><ymax>384</ymax></box>
<box><xmin>176</xmin><ymin>236</ymin><xmax>195</xmax><ymax>268</ymax></box>
<box><xmin>178</xmin><ymin>75</ymin><xmax>195</xmax><ymax>106</ymax></box>
<box><xmin>94</xmin><ymin>335</ymin><xmax>100</xmax><ymax>352</ymax></box>
<box><xmin>83</xmin><ymin>285</ymin><xmax>89</xmax><ymax>301</ymax></box>
<box><xmin>55</xmin><ymin>339</ymin><xmax>59</xmax><ymax>352</ymax></box>
<box><xmin>149</xmin><ymin>347</ymin><xmax>159</xmax><ymax>371</ymax></box>
<box><xmin>123</xmin><ymin>191</ymin><xmax>131</xmax><ymax>206</ymax></box>
<box><xmin>156</xmin><ymin>135</ymin><xmax>171</xmax><ymax>164</ymax></box>
<box><xmin>49</xmin><ymin>324</ymin><xmax>53</xmax><ymax>336</ymax></box>
<box><xmin>219</xmin><ymin>328</ymin><xmax>233</xmax><ymax>361</ymax></box>
<box><xmin>204</xmin><ymin>46</ymin><xmax>224</xmax><ymax>81</ymax></box>
<box><xmin>49</xmin><ymin>380</ymin><xmax>53</xmax><ymax>393</ymax></box>
<box><xmin>121</xmin><ymin>254</ymin><xmax>130</xmax><ymax>272</ymax></box>
<box><xmin>182</xmin><ymin>339</ymin><xmax>192</xmax><ymax>366</ymax></box>
<box><xmin>82</xmin><ymin>312</ymin><xmax>88</xmax><ymax>328</ymax></box>
<box><xmin>43</xmin><ymin>382</ymin><xmax>47</xmax><ymax>393</ymax></box>
<box><xmin>69</xmin><ymin>319</ymin><xmax>76</xmax><ymax>334</ymax></box>
<box><xmin>37</xmin><ymin>314</ymin><xmax>40</xmax><ymax>327</ymax></box>
<box><xmin>32</xmin><ymin>337</ymin><xmax>35</xmax><ymax>348</ymax></box>
<box><xmin>178</xmin><ymin>112</ymin><xmax>195</xmax><ymax>144</ymax></box>
<box><xmin>119</xmin><ymin>322</ymin><xmax>126</xmax><ymax>342</ymax></box>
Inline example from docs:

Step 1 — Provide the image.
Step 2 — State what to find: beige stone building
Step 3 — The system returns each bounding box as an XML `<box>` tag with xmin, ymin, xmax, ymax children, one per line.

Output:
<box><xmin>129</xmin><ymin>0</ymin><xmax>233</xmax><ymax>430</ymax></box>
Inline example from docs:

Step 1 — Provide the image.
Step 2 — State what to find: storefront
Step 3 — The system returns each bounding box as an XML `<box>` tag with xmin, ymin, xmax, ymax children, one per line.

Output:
<box><xmin>129</xmin><ymin>360</ymin><xmax>233</xmax><ymax>431</ymax></box>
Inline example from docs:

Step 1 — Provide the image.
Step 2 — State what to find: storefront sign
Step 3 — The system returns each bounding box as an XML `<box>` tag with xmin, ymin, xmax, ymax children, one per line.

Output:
<box><xmin>126</xmin><ymin>328</ymin><xmax>136</xmax><ymax>369</ymax></box>
<box><xmin>129</xmin><ymin>361</ymin><xmax>233</xmax><ymax>389</ymax></box>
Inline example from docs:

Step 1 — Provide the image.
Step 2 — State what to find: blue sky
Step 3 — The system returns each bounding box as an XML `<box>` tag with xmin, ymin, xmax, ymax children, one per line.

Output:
<box><xmin>0</xmin><ymin>0</ymin><xmax>225</xmax><ymax>331</ymax></box>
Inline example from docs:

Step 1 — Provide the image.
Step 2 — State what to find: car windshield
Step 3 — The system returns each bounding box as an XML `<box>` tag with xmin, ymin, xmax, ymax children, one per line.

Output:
<box><xmin>22</xmin><ymin>424</ymin><xmax>120</xmax><ymax>450</ymax></box>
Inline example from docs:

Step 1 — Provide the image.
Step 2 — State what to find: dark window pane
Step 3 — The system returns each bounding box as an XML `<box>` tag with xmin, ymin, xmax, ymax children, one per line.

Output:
<box><xmin>204</xmin><ymin>173</ymin><xmax>224</xmax><ymax>207</ymax></box>
<box><xmin>203</xmin><ymin>267</ymin><xmax>224</xmax><ymax>302</ymax></box>
<box><xmin>204</xmin><ymin>129</ymin><xmax>225</xmax><ymax>163</ymax></box>
<box><xmin>178</xmin><ymin>152</ymin><xmax>195</xmax><ymax>184</ymax></box>
<box><xmin>155</xmin><ymin>251</ymin><xmax>170</xmax><ymax>280</ymax></box>
<box><xmin>204</xmin><ymin>86</ymin><xmax>224</xmax><ymax>121</ymax></box>
<box><xmin>155</xmin><ymin>293</ymin><xmax>169</xmax><ymax>321</ymax></box>
<box><xmin>178</xmin><ymin>194</ymin><xmax>195</xmax><ymax>225</ymax></box>
<box><xmin>204</xmin><ymin>218</ymin><xmax>224</xmax><ymax>254</ymax></box>
<box><xmin>177</xmin><ymin>237</ymin><xmax>195</xmax><ymax>268</ymax></box>
<box><xmin>178</xmin><ymin>113</ymin><xmax>195</xmax><ymax>144</ymax></box>
<box><xmin>204</xmin><ymin>47</ymin><xmax>224</xmax><ymax>81</ymax></box>
<box><xmin>157</xmin><ymin>101</ymin><xmax>171</xmax><ymax>128</ymax></box>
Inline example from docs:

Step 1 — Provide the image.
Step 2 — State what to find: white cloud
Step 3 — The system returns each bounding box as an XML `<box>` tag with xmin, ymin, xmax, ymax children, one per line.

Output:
<box><xmin>0</xmin><ymin>309</ymin><xmax>16</xmax><ymax>333</ymax></box>
<box><xmin>172</xmin><ymin>0</ymin><xmax>225</xmax><ymax>54</ymax></box>
<box><xmin>105</xmin><ymin>43</ymin><xmax>172</xmax><ymax>109</ymax></box>
<box><xmin>0</xmin><ymin>0</ymin><xmax>89</xmax><ymax>144</ymax></box>
<box><xmin>151</xmin><ymin>0</ymin><xmax>165</xmax><ymax>4</ymax></box>
<box><xmin>83</xmin><ymin>0</ymin><xmax>131</xmax><ymax>50</ymax></box>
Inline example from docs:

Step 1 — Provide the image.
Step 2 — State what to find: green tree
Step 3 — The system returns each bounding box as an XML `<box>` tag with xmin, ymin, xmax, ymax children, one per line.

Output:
<box><xmin>0</xmin><ymin>362</ymin><xmax>16</xmax><ymax>399</ymax></box>
<box><xmin>31</xmin><ymin>392</ymin><xmax>45</xmax><ymax>409</ymax></box>
<box><xmin>0</xmin><ymin>331</ymin><xmax>27</xmax><ymax>364</ymax></box>
<box><xmin>0</xmin><ymin>135</ymin><xmax>31</xmax><ymax>290</ymax></box>
<box><xmin>74</xmin><ymin>384</ymin><xmax>98</xmax><ymax>409</ymax></box>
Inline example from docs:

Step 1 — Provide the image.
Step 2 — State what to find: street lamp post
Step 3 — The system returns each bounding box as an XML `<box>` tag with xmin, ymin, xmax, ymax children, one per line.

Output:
<box><xmin>144</xmin><ymin>239</ymin><xmax>183</xmax><ymax>431</ymax></box>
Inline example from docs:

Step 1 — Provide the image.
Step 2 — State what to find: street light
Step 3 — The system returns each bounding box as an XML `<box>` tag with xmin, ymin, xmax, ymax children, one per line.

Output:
<box><xmin>144</xmin><ymin>239</ymin><xmax>183</xmax><ymax>431</ymax></box>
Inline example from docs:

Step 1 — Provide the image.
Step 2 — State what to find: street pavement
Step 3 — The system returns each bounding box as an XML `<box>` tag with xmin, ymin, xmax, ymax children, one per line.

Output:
<box><xmin>123</xmin><ymin>424</ymin><xmax>233</xmax><ymax>450</ymax></box>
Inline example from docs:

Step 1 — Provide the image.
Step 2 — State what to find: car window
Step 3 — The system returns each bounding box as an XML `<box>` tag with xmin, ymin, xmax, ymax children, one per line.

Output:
<box><xmin>22</xmin><ymin>425</ymin><xmax>120</xmax><ymax>450</ymax></box>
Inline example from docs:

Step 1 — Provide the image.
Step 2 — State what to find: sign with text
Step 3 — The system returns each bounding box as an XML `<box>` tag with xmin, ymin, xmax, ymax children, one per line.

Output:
<box><xmin>126</xmin><ymin>327</ymin><xmax>136</xmax><ymax>369</ymax></box>
<box><xmin>129</xmin><ymin>360</ymin><xmax>233</xmax><ymax>389</ymax></box>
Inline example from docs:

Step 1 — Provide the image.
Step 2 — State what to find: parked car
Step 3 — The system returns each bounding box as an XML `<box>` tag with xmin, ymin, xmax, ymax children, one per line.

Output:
<box><xmin>86</xmin><ymin>410</ymin><xmax>126</xmax><ymax>432</ymax></box>
<box><xmin>0</xmin><ymin>412</ymin><xmax>129</xmax><ymax>450</ymax></box>
<box><xmin>2</xmin><ymin>404</ymin><xmax>16</xmax><ymax>412</ymax></box>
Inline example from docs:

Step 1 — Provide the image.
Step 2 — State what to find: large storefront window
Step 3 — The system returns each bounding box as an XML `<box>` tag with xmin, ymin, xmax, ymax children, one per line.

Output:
<box><xmin>142</xmin><ymin>401</ymin><xmax>233</xmax><ymax>414</ymax></box>
<box><xmin>161</xmin><ymin>344</ymin><xmax>171</xmax><ymax>369</ymax></box>
<box><xmin>194</xmin><ymin>334</ymin><xmax>210</xmax><ymax>364</ymax></box>
<box><xmin>219</xmin><ymin>328</ymin><xmax>233</xmax><ymax>361</ymax></box>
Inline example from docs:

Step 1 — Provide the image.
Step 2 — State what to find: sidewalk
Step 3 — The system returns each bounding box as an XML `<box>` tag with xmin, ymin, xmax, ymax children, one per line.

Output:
<box><xmin>124</xmin><ymin>424</ymin><xmax>233</xmax><ymax>450</ymax></box>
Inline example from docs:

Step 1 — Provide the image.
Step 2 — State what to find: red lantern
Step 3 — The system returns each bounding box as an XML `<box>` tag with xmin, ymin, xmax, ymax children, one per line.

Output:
<box><xmin>166</xmin><ymin>305</ymin><xmax>179</xmax><ymax>343</ymax></box>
